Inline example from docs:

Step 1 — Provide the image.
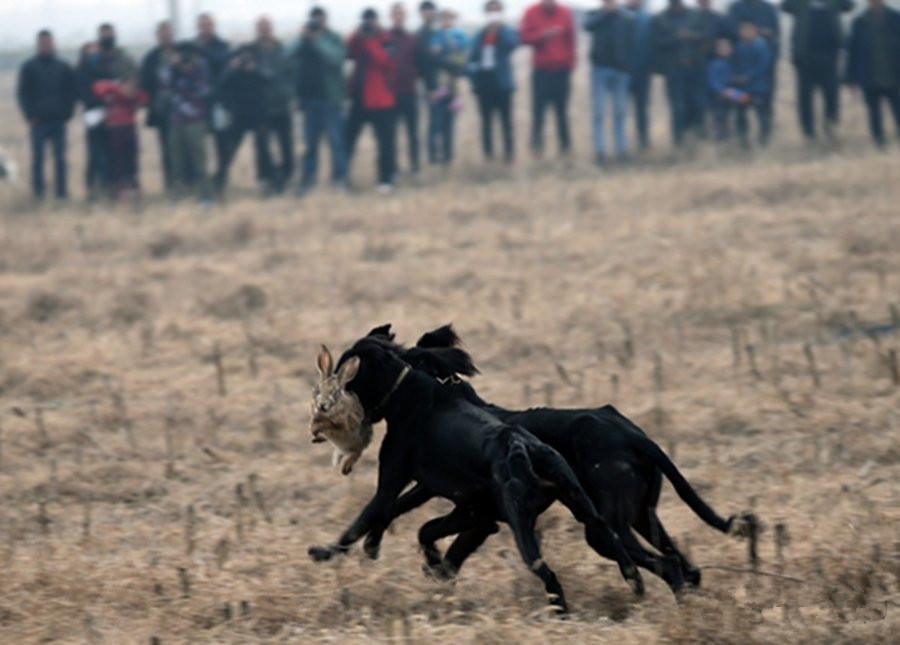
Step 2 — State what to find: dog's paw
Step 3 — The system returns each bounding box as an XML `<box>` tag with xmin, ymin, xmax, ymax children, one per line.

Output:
<box><xmin>308</xmin><ymin>545</ymin><xmax>335</xmax><ymax>562</ymax></box>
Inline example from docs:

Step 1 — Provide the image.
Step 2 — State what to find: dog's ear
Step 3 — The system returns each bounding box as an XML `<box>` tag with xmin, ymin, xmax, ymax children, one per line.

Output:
<box><xmin>317</xmin><ymin>345</ymin><xmax>334</xmax><ymax>378</ymax></box>
<box><xmin>336</xmin><ymin>356</ymin><xmax>360</xmax><ymax>387</ymax></box>
<box><xmin>416</xmin><ymin>324</ymin><xmax>460</xmax><ymax>348</ymax></box>
<box><xmin>366</xmin><ymin>324</ymin><xmax>395</xmax><ymax>341</ymax></box>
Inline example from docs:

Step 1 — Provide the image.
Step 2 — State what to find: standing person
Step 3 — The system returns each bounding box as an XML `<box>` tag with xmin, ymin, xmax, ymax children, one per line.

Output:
<box><xmin>708</xmin><ymin>37</ymin><xmax>751</xmax><ymax>140</ymax></box>
<box><xmin>520</xmin><ymin>0</ymin><xmax>577</xmax><ymax>158</ymax></box>
<box><xmin>416</xmin><ymin>2</ymin><xmax>441</xmax><ymax>165</ymax></box>
<box><xmin>652</xmin><ymin>0</ymin><xmax>706</xmax><ymax>147</ymax></box>
<box><xmin>727</xmin><ymin>0</ymin><xmax>779</xmax><ymax>124</ymax></box>
<box><xmin>169</xmin><ymin>44</ymin><xmax>213</xmax><ymax>202</ymax></box>
<box><xmin>294</xmin><ymin>6</ymin><xmax>348</xmax><ymax>195</ymax></box>
<box><xmin>428</xmin><ymin>10</ymin><xmax>469</xmax><ymax>165</ymax></box>
<box><xmin>781</xmin><ymin>0</ymin><xmax>854</xmax><ymax>142</ymax></box>
<box><xmin>468</xmin><ymin>1</ymin><xmax>520</xmax><ymax>164</ymax></box>
<box><xmin>845</xmin><ymin>0</ymin><xmax>900</xmax><ymax>149</ymax></box>
<box><xmin>92</xmin><ymin>75</ymin><xmax>147</xmax><ymax>200</ymax></box>
<box><xmin>194</xmin><ymin>13</ymin><xmax>231</xmax><ymax>184</ymax></box>
<box><xmin>346</xmin><ymin>9</ymin><xmax>397</xmax><ymax>194</ymax></box>
<box><xmin>387</xmin><ymin>3</ymin><xmax>421</xmax><ymax>177</ymax></box>
<box><xmin>733</xmin><ymin>21</ymin><xmax>773</xmax><ymax>148</ymax></box>
<box><xmin>251</xmin><ymin>17</ymin><xmax>295</xmax><ymax>194</ymax></box>
<box><xmin>16</xmin><ymin>30</ymin><xmax>77</xmax><ymax>201</ymax></box>
<box><xmin>140</xmin><ymin>20</ymin><xmax>177</xmax><ymax>191</ymax></box>
<box><xmin>215</xmin><ymin>47</ymin><xmax>267</xmax><ymax>195</ymax></box>
<box><xmin>585</xmin><ymin>0</ymin><xmax>635</xmax><ymax>166</ymax></box>
<box><xmin>626</xmin><ymin>0</ymin><xmax>654</xmax><ymax>151</ymax></box>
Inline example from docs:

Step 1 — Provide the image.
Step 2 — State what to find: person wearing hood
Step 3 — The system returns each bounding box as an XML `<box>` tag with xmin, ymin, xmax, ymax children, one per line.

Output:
<box><xmin>17</xmin><ymin>29</ymin><xmax>77</xmax><ymax>201</ymax></box>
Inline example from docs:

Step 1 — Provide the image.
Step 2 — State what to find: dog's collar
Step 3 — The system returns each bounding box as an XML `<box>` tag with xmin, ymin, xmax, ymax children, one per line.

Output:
<box><xmin>436</xmin><ymin>374</ymin><xmax>462</xmax><ymax>385</ymax></box>
<box><xmin>368</xmin><ymin>364</ymin><xmax>412</xmax><ymax>420</ymax></box>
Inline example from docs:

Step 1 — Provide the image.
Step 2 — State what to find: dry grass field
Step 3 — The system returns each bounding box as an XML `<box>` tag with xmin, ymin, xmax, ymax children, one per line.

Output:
<box><xmin>1</xmin><ymin>61</ymin><xmax>900</xmax><ymax>644</ymax></box>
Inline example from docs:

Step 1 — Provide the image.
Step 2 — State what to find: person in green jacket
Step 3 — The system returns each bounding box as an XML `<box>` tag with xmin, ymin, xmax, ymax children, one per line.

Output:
<box><xmin>294</xmin><ymin>6</ymin><xmax>348</xmax><ymax>195</ymax></box>
<box><xmin>781</xmin><ymin>0</ymin><xmax>854</xmax><ymax>141</ymax></box>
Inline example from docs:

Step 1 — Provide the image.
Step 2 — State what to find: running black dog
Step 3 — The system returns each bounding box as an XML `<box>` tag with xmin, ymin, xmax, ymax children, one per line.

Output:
<box><xmin>361</xmin><ymin>325</ymin><xmax>757</xmax><ymax>589</ymax></box>
<box><xmin>307</xmin><ymin>332</ymin><xmax>644</xmax><ymax>614</ymax></box>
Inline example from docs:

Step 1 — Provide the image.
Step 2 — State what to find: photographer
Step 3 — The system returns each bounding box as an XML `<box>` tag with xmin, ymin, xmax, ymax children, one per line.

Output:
<box><xmin>295</xmin><ymin>7</ymin><xmax>348</xmax><ymax>195</ymax></box>
<box><xmin>346</xmin><ymin>8</ymin><xmax>397</xmax><ymax>194</ymax></box>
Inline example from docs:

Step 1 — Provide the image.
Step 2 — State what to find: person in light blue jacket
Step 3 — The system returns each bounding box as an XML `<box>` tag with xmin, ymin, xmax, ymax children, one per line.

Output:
<box><xmin>468</xmin><ymin>1</ymin><xmax>520</xmax><ymax>163</ymax></box>
<box><xmin>427</xmin><ymin>9</ymin><xmax>469</xmax><ymax>164</ymax></box>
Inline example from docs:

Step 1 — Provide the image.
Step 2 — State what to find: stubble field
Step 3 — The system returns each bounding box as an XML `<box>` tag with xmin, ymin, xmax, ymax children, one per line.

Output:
<box><xmin>1</xmin><ymin>63</ymin><xmax>900</xmax><ymax>643</ymax></box>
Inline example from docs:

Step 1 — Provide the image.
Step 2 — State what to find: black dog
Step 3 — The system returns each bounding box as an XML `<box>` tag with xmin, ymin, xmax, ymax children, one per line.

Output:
<box><xmin>307</xmin><ymin>332</ymin><xmax>644</xmax><ymax>614</ymax></box>
<box><xmin>363</xmin><ymin>325</ymin><xmax>757</xmax><ymax>589</ymax></box>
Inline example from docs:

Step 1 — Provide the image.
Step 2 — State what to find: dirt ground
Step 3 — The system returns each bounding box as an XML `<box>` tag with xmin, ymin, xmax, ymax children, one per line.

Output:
<box><xmin>1</xmin><ymin>61</ymin><xmax>899</xmax><ymax>643</ymax></box>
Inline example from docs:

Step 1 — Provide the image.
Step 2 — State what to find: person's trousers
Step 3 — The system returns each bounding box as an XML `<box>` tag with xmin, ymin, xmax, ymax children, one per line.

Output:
<box><xmin>428</xmin><ymin>96</ymin><xmax>456</xmax><ymax>164</ymax></box>
<box><xmin>346</xmin><ymin>104</ymin><xmax>396</xmax><ymax>186</ymax></box>
<box><xmin>301</xmin><ymin>100</ymin><xmax>348</xmax><ymax>187</ymax></box>
<box><xmin>795</xmin><ymin>55</ymin><xmax>840</xmax><ymax>139</ymax></box>
<box><xmin>85</xmin><ymin>124</ymin><xmax>110</xmax><ymax>198</ymax></box>
<box><xmin>30</xmin><ymin>120</ymin><xmax>67</xmax><ymax>200</ymax></box>
<box><xmin>737</xmin><ymin>95</ymin><xmax>772</xmax><ymax>147</ymax></box>
<box><xmin>475</xmin><ymin>82</ymin><xmax>514</xmax><ymax>162</ymax></box>
<box><xmin>169</xmin><ymin>121</ymin><xmax>211</xmax><ymax>199</ymax></box>
<box><xmin>862</xmin><ymin>86</ymin><xmax>900</xmax><ymax>146</ymax></box>
<box><xmin>591</xmin><ymin>66</ymin><xmax>630</xmax><ymax>158</ymax></box>
<box><xmin>395</xmin><ymin>93</ymin><xmax>420</xmax><ymax>173</ymax></box>
<box><xmin>255</xmin><ymin>111</ymin><xmax>294</xmax><ymax>192</ymax></box>
<box><xmin>155</xmin><ymin>123</ymin><xmax>173</xmax><ymax>190</ymax></box>
<box><xmin>531</xmin><ymin>68</ymin><xmax>571</xmax><ymax>154</ymax></box>
<box><xmin>630</xmin><ymin>69</ymin><xmax>651</xmax><ymax>149</ymax></box>
<box><xmin>665</xmin><ymin>65</ymin><xmax>706</xmax><ymax>145</ymax></box>
<box><xmin>712</xmin><ymin>95</ymin><xmax>735</xmax><ymax>141</ymax></box>
<box><xmin>216</xmin><ymin>118</ymin><xmax>264</xmax><ymax>192</ymax></box>
<box><xmin>108</xmin><ymin>124</ymin><xmax>139</xmax><ymax>195</ymax></box>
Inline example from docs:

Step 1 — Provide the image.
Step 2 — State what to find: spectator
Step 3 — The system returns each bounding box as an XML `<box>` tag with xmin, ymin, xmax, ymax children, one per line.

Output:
<box><xmin>781</xmin><ymin>0</ymin><xmax>854</xmax><ymax>142</ymax></box>
<box><xmin>295</xmin><ymin>7</ymin><xmax>348</xmax><ymax>195</ymax></box>
<box><xmin>416</xmin><ymin>2</ymin><xmax>441</xmax><ymax>165</ymax></box>
<box><xmin>626</xmin><ymin>0</ymin><xmax>654</xmax><ymax>151</ymax></box>
<box><xmin>92</xmin><ymin>75</ymin><xmax>147</xmax><ymax>200</ymax></box>
<box><xmin>346</xmin><ymin>9</ymin><xmax>398</xmax><ymax>194</ymax></box>
<box><xmin>428</xmin><ymin>10</ymin><xmax>469</xmax><ymax>165</ymax></box>
<box><xmin>845</xmin><ymin>0</ymin><xmax>900</xmax><ymax>148</ymax></box>
<box><xmin>194</xmin><ymin>13</ymin><xmax>231</xmax><ymax>186</ymax></box>
<box><xmin>728</xmin><ymin>0</ymin><xmax>779</xmax><ymax>122</ymax></box>
<box><xmin>696</xmin><ymin>0</ymin><xmax>732</xmax><ymax>135</ymax></box>
<box><xmin>521</xmin><ymin>0</ymin><xmax>577</xmax><ymax>158</ymax></box>
<box><xmin>140</xmin><ymin>21</ymin><xmax>177</xmax><ymax>191</ymax></box>
<box><xmin>169</xmin><ymin>44</ymin><xmax>213</xmax><ymax>201</ymax></box>
<box><xmin>585</xmin><ymin>0</ymin><xmax>635</xmax><ymax>166</ymax></box>
<box><xmin>733</xmin><ymin>21</ymin><xmax>773</xmax><ymax>147</ymax></box>
<box><xmin>251</xmin><ymin>17</ymin><xmax>295</xmax><ymax>194</ymax></box>
<box><xmin>16</xmin><ymin>30</ymin><xmax>77</xmax><ymax>201</ymax></box>
<box><xmin>707</xmin><ymin>37</ymin><xmax>751</xmax><ymax>140</ymax></box>
<box><xmin>77</xmin><ymin>24</ymin><xmax>135</xmax><ymax>200</ymax></box>
<box><xmin>468</xmin><ymin>1</ymin><xmax>520</xmax><ymax>164</ymax></box>
<box><xmin>387</xmin><ymin>3</ymin><xmax>421</xmax><ymax>177</ymax></box>
<box><xmin>652</xmin><ymin>0</ymin><xmax>706</xmax><ymax>146</ymax></box>
<box><xmin>216</xmin><ymin>47</ymin><xmax>267</xmax><ymax>195</ymax></box>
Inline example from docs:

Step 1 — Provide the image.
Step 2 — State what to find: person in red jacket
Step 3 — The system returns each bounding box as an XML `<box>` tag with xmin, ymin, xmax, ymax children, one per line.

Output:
<box><xmin>347</xmin><ymin>8</ymin><xmax>398</xmax><ymax>194</ymax></box>
<box><xmin>92</xmin><ymin>75</ymin><xmax>148</xmax><ymax>200</ymax></box>
<box><xmin>520</xmin><ymin>0</ymin><xmax>576</xmax><ymax>157</ymax></box>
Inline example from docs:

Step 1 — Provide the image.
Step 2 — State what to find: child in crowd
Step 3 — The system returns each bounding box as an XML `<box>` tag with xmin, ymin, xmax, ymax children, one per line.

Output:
<box><xmin>427</xmin><ymin>10</ymin><xmax>469</xmax><ymax>164</ymax></box>
<box><xmin>733</xmin><ymin>21</ymin><xmax>773</xmax><ymax>148</ymax></box>
<box><xmin>707</xmin><ymin>38</ymin><xmax>750</xmax><ymax>142</ymax></box>
<box><xmin>92</xmin><ymin>75</ymin><xmax>147</xmax><ymax>200</ymax></box>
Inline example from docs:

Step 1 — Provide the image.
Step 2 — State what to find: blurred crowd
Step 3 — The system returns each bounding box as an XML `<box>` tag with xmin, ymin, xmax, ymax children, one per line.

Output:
<box><xmin>14</xmin><ymin>0</ymin><xmax>900</xmax><ymax>203</ymax></box>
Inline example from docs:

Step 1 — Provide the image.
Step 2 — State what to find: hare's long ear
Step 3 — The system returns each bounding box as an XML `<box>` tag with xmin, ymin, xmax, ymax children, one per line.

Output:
<box><xmin>336</xmin><ymin>356</ymin><xmax>360</xmax><ymax>387</ymax></box>
<box><xmin>317</xmin><ymin>345</ymin><xmax>334</xmax><ymax>378</ymax></box>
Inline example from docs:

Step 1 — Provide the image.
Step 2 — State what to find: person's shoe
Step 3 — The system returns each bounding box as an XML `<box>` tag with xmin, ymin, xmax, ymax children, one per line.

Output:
<box><xmin>377</xmin><ymin>183</ymin><xmax>394</xmax><ymax>195</ymax></box>
<box><xmin>594</xmin><ymin>152</ymin><xmax>606</xmax><ymax>168</ymax></box>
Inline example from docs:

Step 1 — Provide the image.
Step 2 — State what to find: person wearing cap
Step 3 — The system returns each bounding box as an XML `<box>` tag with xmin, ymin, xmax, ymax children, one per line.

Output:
<box><xmin>294</xmin><ymin>6</ymin><xmax>348</xmax><ymax>194</ymax></box>
<box><xmin>346</xmin><ymin>8</ymin><xmax>397</xmax><ymax>194</ymax></box>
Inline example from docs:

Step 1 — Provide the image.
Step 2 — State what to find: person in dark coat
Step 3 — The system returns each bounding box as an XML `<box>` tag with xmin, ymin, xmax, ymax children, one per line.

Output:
<box><xmin>194</xmin><ymin>13</ymin><xmax>231</xmax><ymax>185</ymax></box>
<box><xmin>626</xmin><ymin>0</ymin><xmax>654</xmax><ymax>150</ymax></box>
<box><xmin>387</xmin><ymin>3</ymin><xmax>421</xmax><ymax>176</ymax></box>
<box><xmin>696</xmin><ymin>0</ymin><xmax>733</xmax><ymax>135</ymax></box>
<box><xmin>140</xmin><ymin>20</ymin><xmax>177</xmax><ymax>191</ymax></box>
<box><xmin>727</xmin><ymin>0</ymin><xmax>779</xmax><ymax>124</ymax></box>
<box><xmin>585</xmin><ymin>0</ymin><xmax>635</xmax><ymax>164</ymax></box>
<box><xmin>782</xmin><ymin>0</ymin><xmax>854</xmax><ymax>141</ymax></box>
<box><xmin>469</xmin><ymin>1</ymin><xmax>520</xmax><ymax>163</ymax></box>
<box><xmin>845</xmin><ymin>0</ymin><xmax>900</xmax><ymax>148</ymax></box>
<box><xmin>733</xmin><ymin>21</ymin><xmax>773</xmax><ymax>147</ymax></box>
<box><xmin>416</xmin><ymin>1</ymin><xmax>441</xmax><ymax>165</ymax></box>
<box><xmin>17</xmin><ymin>30</ymin><xmax>77</xmax><ymax>200</ymax></box>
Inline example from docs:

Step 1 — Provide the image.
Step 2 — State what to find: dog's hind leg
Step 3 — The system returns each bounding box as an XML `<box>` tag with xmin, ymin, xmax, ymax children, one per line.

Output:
<box><xmin>633</xmin><ymin>509</ymin><xmax>701</xmax><ymax>588</ymax></box>
<box><xmin>417</xmin><ymin>507</ymin><xmax>498</xmax><ymax>581</ymax></box>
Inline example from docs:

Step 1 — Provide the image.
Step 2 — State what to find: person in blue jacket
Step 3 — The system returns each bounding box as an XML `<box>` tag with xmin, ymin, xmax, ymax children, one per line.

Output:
<box><xmin>728</xmin><ymin>0</ymin><xmax>779</xmax><ymax>124</ymax></box>
<box><xmin>626</xmin><ymin>0</ymin><xmax>654</xmax><ymax>150</ymax></box>
<box><xmin>845</xmin><ymin>0</ymin><xmax>900</xmax><ymax>148</ymax></box>
<box><xmin>733</xmin><ymin>21</ymin><xmax>773</xmax><ymax>147</ymax></box>
<box><xmin>469</xmin><ymin>1</ymin><xmax>520</xmax><ymax>163</ymax></box>
<box><xmin>707</xmin><ymin>37</ymin><xmax>750</xmax><ymax>140</ymax></box>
